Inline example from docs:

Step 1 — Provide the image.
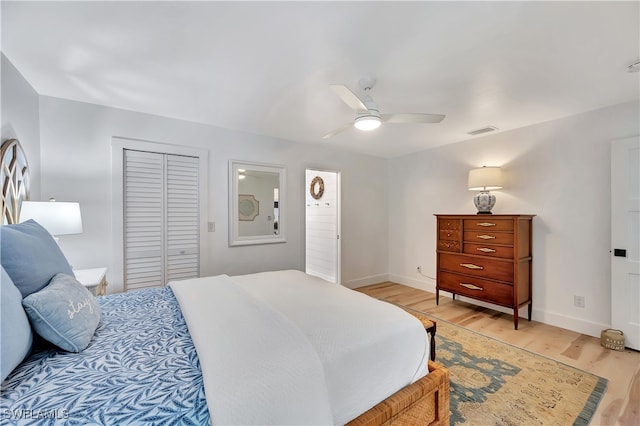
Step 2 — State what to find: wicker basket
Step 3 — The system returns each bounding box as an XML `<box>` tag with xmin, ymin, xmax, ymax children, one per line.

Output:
<box><xmin>601</xmin><ymin>329</ymin><xmax>625</xmax><ymax>351</ymax></box>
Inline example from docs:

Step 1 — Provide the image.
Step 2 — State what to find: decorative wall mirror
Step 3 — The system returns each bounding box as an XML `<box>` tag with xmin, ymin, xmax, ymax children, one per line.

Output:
<box><xmin>229</xmin><ymin>160</ymin><xmax>286</xmax><ymax>246</ymax></box>
<box><xmin>1</xmin><ymin>139</ymin><xmax>31</xmax><ymax>224</ymax></box>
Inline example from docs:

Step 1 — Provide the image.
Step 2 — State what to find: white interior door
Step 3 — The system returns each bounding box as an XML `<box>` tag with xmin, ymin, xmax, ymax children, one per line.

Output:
<box><xmin>305</xmin><ymin>169</ymin><xmax>341</xmax><ymax>283</ymax></box>
<box><xmin>611</xmin><ymin>136</ymin><xmax>640</xmax><ymax>350</ymax></box>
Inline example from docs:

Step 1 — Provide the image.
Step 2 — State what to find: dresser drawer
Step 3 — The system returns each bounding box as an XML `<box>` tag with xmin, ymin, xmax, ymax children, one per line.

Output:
<box><xmin>439</xmin><ymin>228</ymin><xmax>460</xmax><ymax>241</ymax></box>
<box><xmin>438</xmin><ymin>271</ymin><xmax>514</xmax><ymax>306</ymax></box>
<box><xmin>439</xmin><ymin>218</ymin><xmax>461</xmax><ymax>232</ymax></box>
<box><xmin>463</xmin><ymin>231</ymin><xmax>514</xmax><ymax>245</ymax></box>
<box><xmin>464</xmin><ymin>219</ymin><xmax>514</xmax><ymax>232</ymax></box>
<box><xmin>439</xmin><ymin>253</ymin><xmax>513</xmax><ymax>282</ymax></box>
<box><xmin>438</xmin><ymin>239</ymin><xmax>460</xmax><ymax>252</ymax></box>
<box><xmin>463</xmin><ymin>243</ymin><xmax>513</xmax><ymax>259</ymax></box>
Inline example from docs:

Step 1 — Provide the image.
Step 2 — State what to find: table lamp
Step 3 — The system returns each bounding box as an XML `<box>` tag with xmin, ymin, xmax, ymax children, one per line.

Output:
<box><xmin>19</xmin><ymin>198</ymin><xmax>83</xmax><ymax>241</ymax></box>
<box><xmin>468</xmin><ymin>166</ymin><xmax>503</xmax><ymax>214</ymax></box>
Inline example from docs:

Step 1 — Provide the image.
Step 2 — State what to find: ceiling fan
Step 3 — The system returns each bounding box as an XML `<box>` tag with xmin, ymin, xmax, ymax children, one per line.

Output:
<box><xmin>322</xmin><ymin>77</ymin><xmax>445</xmax><ymax>139</ymax></box>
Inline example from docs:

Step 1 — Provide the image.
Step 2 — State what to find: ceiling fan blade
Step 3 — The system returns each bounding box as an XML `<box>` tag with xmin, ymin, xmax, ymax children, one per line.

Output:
<box><xmin>382</xmin><ymin>113</ymin><xmax>445</xmax><ymax>124</ymax></box>
<box><xmin>329</xmin><ymin>84</ymin><xmax>368</xmax><ymax>112</ymax></box>
<box><xmin>322</xmin><ymin>123</ymin><xmax>353</xmax><ymax>139</ymax></box>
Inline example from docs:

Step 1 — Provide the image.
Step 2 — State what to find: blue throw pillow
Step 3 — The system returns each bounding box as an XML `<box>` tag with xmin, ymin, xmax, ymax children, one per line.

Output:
<box><xmin>1</xmin><ymin>266</ymin><xmax>33</xmax><ymax>382</ymax></box>
<box><xmin>1</xmin><ymin>219</ymin><xmax>74</xmax><ymax>298</ymax></box>
<box><xmin>22</xmin><ymin>273</ymin><xmax>101</xmax><ymax>353</ymax></box>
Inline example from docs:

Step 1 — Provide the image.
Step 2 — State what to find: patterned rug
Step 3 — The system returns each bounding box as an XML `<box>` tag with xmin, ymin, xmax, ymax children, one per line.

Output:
<box><xmin>402</xmin><ymin>306</ymin><xmax>608</xmax><ymax>426</ymax></box>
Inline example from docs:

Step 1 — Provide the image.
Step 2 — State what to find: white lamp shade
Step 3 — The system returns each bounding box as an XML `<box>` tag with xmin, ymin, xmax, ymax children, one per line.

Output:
<box><xmin>19</xmin><ymin>201</ymin><xmax>83</xmax><ymax>235</ymax></box>
<box><xmin>468</xmin><ymin>167</ymin><xmax>503</xmax><ymax>191</ymax></box>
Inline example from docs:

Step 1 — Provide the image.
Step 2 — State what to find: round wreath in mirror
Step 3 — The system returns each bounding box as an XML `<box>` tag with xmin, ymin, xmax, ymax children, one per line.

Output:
<box><xmin>310</xmin><ymin>176</ymin><xmax>324</xmax><ymax>200</ymax></box>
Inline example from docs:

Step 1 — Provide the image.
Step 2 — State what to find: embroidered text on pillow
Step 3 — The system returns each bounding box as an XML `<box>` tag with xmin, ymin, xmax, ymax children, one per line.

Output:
<box><xmin>68</xmin><ymin>298</ymin><xmax>94</xmax><ymax>319</ymax></box>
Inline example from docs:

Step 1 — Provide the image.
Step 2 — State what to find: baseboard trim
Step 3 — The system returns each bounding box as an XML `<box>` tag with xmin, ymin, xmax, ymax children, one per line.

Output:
<box><xmin>343</xmin><ymin>274</ymin><xmax>390</xmax><ymax>289</ymax></box>
<box><xmin>388</xmin><ymin>273</ymin><xmax>436</xmax><ymax>293</ymax></box>
<box><xmin>389</xmin><ymin>273</ymin><xmax>608</xmax><ymax>338</ymax></box>
<box><xmin>532</xmin><ymin>309</ymin><xmax>609</xmax><ymax>339</ymax></box>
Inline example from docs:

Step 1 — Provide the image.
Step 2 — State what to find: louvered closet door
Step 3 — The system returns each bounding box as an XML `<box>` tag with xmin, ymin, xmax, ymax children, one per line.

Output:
<box><xmin>166</xmin><ymin>155</ymin><xmax>200</xmax><ymax>282</ymax></box>
<box><xmin>124</xmin><ymin>150</ymin><xmax>165</xmax><ymax>290</ymax></box>
<box><xmin>124</xmin><ymin>149</ymin><xmax>199</xmax><ymax>291</ymax></box>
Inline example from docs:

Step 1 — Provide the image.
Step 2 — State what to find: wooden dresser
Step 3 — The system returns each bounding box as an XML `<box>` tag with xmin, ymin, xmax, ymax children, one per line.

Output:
<box><xmin>435</xmin><ymin>214</ymin><xmax>534</xmax><ymax>329</ymax></box>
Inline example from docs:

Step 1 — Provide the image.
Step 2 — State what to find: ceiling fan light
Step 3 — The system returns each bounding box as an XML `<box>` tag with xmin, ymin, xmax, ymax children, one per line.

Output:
<box><xmin>354</xmin><ymin>115</ymin><xmax>381</xmax><ymax>131</ymax></box>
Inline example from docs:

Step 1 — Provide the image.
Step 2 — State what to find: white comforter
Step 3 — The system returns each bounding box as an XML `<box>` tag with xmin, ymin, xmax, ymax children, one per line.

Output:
<box><xmin>170</xmin><ymin>270</ymin><xmax>429</xmax><ymax>425</ymax></box>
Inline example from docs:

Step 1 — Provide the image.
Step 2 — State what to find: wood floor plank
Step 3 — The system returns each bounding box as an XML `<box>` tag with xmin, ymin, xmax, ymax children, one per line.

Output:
<box><xmin>619</xmin><ymin>366</ymin><xmax>640</xmax><ymax>426</ymax></box>
<box><xmin>561</xmin><ymin>334</ymin><xmax>592</xmax><ymax>360</ymax></box>
<box><xmin>356</xmin><ymin>282</ymin><xmax>640</xmax><ymax>426</ymax></box>
<box><xmin>601</xmin><ymin>398</ymin><xmax>624</xmax><ymax>426</ymax></box>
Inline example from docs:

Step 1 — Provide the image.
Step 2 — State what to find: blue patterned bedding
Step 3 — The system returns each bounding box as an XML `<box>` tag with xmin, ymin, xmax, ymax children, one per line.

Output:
<box><xmin>0</xmin><ymin>288</ymin><xmax>210</xmax><ymax>425</ymax></box>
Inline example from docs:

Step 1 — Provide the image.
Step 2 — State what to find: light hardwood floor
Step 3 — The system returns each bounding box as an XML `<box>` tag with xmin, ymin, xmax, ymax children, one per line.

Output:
<box><xmin>356</xmin><ymin>282</ymin><xmax>640</xmax><ymax>426</ymax></box>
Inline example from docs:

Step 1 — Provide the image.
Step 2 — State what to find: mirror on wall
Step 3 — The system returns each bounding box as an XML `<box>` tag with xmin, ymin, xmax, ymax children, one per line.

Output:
<box><xmin>229</xmin><ymin>160</ymin><xmax>286</xmax><ymax>246</ymax></box>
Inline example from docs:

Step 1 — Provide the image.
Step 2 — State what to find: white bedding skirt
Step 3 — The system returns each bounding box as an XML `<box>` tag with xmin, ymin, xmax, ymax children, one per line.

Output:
<box><xmin>171</xmin><ymin>270</ymin><xmax>429</xmax><ymax>425</ymax></box>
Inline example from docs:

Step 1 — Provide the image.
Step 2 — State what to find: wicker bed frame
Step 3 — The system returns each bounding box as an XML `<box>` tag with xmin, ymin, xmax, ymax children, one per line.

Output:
<box><xmin>347</xmin><ymin>309</ymin><xmax>450</xmax><ymax>426</ymax></box>
<box><xmin>347</xmin><ymin>360</ymin><xmax>450</xmax><ymax>426</ymax></box>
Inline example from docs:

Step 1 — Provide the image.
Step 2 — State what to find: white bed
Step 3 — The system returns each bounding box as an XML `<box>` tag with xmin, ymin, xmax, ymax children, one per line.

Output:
<box><xmin>170</xmin><ymin>270</ymin><xmax>430</xmax><ymax>425</ymax></box>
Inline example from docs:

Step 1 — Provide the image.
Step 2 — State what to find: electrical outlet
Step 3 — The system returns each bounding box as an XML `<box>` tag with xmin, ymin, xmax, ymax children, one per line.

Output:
<box><xmin>574</xmin><ymin>295</ymin><xmax>585</xmax><ymax>308</ymax></box>
<box><xmin>208</xmin><ymin>221</ymin><xmax>215</xmax><ymax>232</ymax></box>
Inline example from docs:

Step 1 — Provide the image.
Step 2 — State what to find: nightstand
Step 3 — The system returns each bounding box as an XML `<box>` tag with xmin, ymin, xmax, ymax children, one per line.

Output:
<box><xmin>417</xmin><ymin>316</ymin><xmax>437</xmax><ymax>362</ymax></box>
<box><xmin>74</xmin><ymin>267</ymin><xmax>108</xmax><ymax>296</ymax></box>
<box><xmin>404</xmin><ymin>309</ymin><xmax>437</xmax><ymax>361</ymax></box>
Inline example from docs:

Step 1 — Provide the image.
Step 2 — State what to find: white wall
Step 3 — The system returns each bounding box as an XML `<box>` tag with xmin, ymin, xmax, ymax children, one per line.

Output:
<box><xmin>37</xmin><ymin>96</ymin><xmax>389</xmax><ymax>292</ymax></box>
<box><xmin>1</xmin><ymin>54</ymin><xmax>40</xmax><ymax>200</ymax></box>
<box><xmin>388</xmin><ymin>100</ymin><xmax>640</xmax><ymax>337</ymax></box>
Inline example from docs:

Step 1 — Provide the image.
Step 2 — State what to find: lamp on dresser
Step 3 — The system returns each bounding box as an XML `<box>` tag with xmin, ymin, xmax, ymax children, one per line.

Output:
<box><xmin>468</xmin><ymin>166</ymin><xmax>503</xmax><ymax>214</ymax></box>
<box><xmin>19</xmin><ymin>198</ymin><xmax>83</xmax><ymax>241</ymax></box>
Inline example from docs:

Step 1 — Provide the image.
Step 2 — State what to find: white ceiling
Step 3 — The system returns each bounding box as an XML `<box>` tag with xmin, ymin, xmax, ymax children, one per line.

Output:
<box><xmin>2</xmin><ymin>1</ymin><xmax>639</xmax><ymax>158</ymax></box>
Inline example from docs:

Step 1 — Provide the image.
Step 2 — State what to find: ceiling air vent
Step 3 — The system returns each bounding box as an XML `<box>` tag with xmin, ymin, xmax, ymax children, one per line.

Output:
<box><xmin>467</xmin><ymin>126</ymin><xmax>498</xmax><ymax>136</ymax></box>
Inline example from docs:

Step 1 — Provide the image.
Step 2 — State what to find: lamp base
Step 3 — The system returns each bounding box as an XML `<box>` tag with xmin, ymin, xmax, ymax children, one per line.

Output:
<box><xmin>473</xmin><ymin>191</ymin><xmax>496</xmax><ymax>214</ymax></box>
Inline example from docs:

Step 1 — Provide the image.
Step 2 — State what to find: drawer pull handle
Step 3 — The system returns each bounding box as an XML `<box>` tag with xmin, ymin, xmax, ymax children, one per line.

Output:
<box><xmin>477</xmin><ymin>222</ymin><xmax>496</xmax><ymax>227</ymax></box>
<box><xmin>476</xmin><ymin>247</ymin><xmax>496</xmax><ymax>253</ymax></box>
<box><xmin>460</xmin><ymin>263</ymin><xmax>484</xmax><ymax>270</ymax></box>
<box><xmin>477</xmin><ymin>235</ymin><xmax>496</xmax><ymax>240</ymax></box>
<box><xmin>460</xmin><ymin>283</ymin><xmax>484</xmax><ymax>291</ymax></box>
